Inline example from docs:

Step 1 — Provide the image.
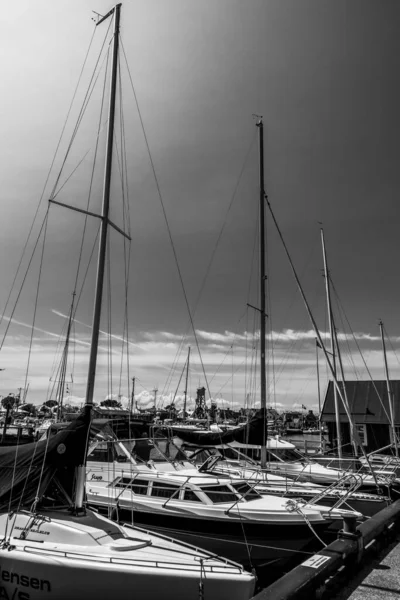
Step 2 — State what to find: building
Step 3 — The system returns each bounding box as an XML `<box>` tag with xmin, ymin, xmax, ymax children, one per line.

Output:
<box><xmin>321</xmin><ymin>380</ymin><xmax>400</xmax><ymax>454</ymax></box>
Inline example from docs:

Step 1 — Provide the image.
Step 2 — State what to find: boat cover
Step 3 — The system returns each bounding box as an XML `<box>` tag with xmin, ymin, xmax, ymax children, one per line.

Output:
<box><xmin>165</xmin><ymin>414</ymin><xmax>266</xmax><ymax>446</ymax></box>
<box><xmin>0</xmin><ymin>406</ymin><xmax>91</xmax><ymax>511</ymax></box>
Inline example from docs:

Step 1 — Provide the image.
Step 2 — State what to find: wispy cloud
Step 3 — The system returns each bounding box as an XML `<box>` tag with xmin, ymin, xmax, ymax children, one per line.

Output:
<box><xmin>52</xmin><ymin>310</ymin><xmax>145</xmax><ymax>350</ymax></box>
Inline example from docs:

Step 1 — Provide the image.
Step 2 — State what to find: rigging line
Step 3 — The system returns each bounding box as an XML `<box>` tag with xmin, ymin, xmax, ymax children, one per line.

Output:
<box><xmin>0</xmin><ymin>23</ymin><xmax>98</xmax><ymax>335</ymax></box>
<box><xmin>15</xmin><ymin>436</ymin><xmax>42</xmax><ymax>513</ymax></box>
<box><xmin>47</xmin><ymin>317</ymin><xmax>70</xmax><ymax>384</ymax></box>
<box><xmin>71</xmin><ymin>320</ymin><xmax>77</xmax><ymax>395</ymax></box>
<box><xmin>265</xmin><ymin>218</ymin><xmax>276</xmax><ymax>407</ymax></box>
<box><xmin>49</xmin><ymin>19</ymin><xmax>113</xmax><ymax>199</ymax></box>
<box><xmin>73</xmin><ymin>43</ymin><xmax>110</xmax><ymax>296</ymax></box>
<box><xmin>172</xmin><ymin>359</ymin><xmax>186</xmax><ymax>405</ymax></box>
<box><xmin>107</xmin><ymin>237</ymin><xmax>113</xmax><ymax>400</ymax></box>
<box><xmin>118</xmin><ymin>57</ymin><xmax>131</xmax><ymax>237</ymax></box>
<box><xmin>73</xmin><ymin>225</ymin><xmax>101</xmax><ymax>321</ymax></box>
<box><xmin>334</xmin><ymin>299</ymin><xmax>360</xmax><ymax>380</ymax></box>
<box><xmin>162</xmin><ymin>341</ymin><xmax>188</xmax><ymax>398</ymax></box>
<box><xmin>120</xmin><ymin>40</ymin><xmax>212</xmax><ymax>401</ymax></box>
<box><xmin>208</xmin><ymin>311</ymin><xmax>247</xmax><ymax>386</ymax></box>
<box><xmin>116</xmin><ymin>60</ymin><xmax>133</xmax><ymax>400</ymax></box>
<box><xmin>268</xmin><ymin>241</ymin><xmax>320</xmax><ymax>389</ymax></box>
<box><xmin>214</xmin><ymin>355</ymin><xmax>249</xmax><ymax>396</ymax></box>
<box><xmin>330</xmin><ymin>278</ymin><xmax>388</xmax><ymax>417</ymax></box>
<box><xmin>120</xmin><ymin>108</ymin><xmax>132</xmax><ymax>408</ymax></box>
<box><xmin>244</xmin><ymin>209</ymin><xmax>259</xmax><ymax>404</ymax></box>
<box><xmin>46</xmin><ymin>54</ymin><xmax>108</xmax><ymax>404</ymax></box>
<box><xmin>0</xmin><ymin>212</ymin><xmax>49</xmax><ymax>352</ymax></box>
<box><xmin>160</xmin><ymin>132</ymin><xmax>258</xmax><ymax>396</ymax></box>
<box><xmin>185</xmin><ymin>130</ymin><xmax>257</xmax><ymax>318</ymax></box>
<box><xmin>328</xmin><ymin>277</ymin><xmax>360</xmax><ymax>379</ymax></box>
<box><xmin>163</xmin><ymin>135</ymin><xmax>257</xmax><ymax>401</ymax></box>
<box><xmin>51</xmin><ymin>117</ymin><xmax>109</xmax><ymax>202</ymax></box>
<box><xmin>23</xmin><ymin>211</ymin><xmax>50</xmax><ymax>398</ymax></box>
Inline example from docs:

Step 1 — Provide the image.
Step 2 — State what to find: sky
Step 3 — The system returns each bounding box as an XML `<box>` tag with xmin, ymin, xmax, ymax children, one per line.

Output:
<box><xmin>0</xmin><ymin>0</ymin><xmax>400</xmax><ymax>412</ymax></box>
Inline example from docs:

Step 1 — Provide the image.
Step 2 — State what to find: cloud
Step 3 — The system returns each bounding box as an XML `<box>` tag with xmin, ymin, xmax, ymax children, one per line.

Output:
<box><xmin>3</xmin><ymin>321</ymin><xmax>400</xmax><ymax>410</ymax></box>
<box><xmin>52</xmin><ymin>310</ymin><xmax>144</xmax><ymax>349</ymax></box>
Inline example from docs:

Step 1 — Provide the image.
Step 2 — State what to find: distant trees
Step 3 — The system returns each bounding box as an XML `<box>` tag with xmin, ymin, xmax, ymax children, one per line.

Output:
<box><xmin>1</xmin><ymin>395</ymin><xmax>16</xmax><ymax>412</ymax></box>
<box><xmin>1</xmin><ymin>394</ymin><xmax>16</xmax><ymax>428</ymax></box>
<box><xmin>43</xmin><ymin>400</ymin><xmax>58</xmax><ymax>408</ymax></box>
<box><xmin>100</xmin><ymin>399</ymin><xmax>122</xmax><ymax>408</ymax></box>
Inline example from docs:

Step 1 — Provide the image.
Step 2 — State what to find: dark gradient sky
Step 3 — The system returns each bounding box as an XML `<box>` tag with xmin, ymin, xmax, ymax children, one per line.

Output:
<box><xmin>0</xmin><ymin>0</ymin><xmax>400</xmax><ymax>409</ymax></box>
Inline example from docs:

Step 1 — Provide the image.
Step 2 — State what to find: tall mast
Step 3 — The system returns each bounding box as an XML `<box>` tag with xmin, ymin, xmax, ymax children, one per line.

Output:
<box><xmin>85</xmin><ymin>3</ymin><xmax>121</xmax><ymax>407</ymax></box>
<box><xmin>321</xmin><ymin>228</ymin><xmax>342</xmax><ymax>460</ymax></box>
<box><xmin>379</xmin><ymin>319</ymin><xmax>398</xmax><ymax>457</ymax></box>
<box><xmin>75</xmin><ymin>4</ymin><xmax>121</xmax><ymax>511</ymax></box>
<box><xmin>257</xmin><ymin>118</ymin><xmax>267</xmax><ymax>468</ymax></box>
<box><xmin>183</xmin><ymin>347</ymin><xmax>191</xmax><ymax>417</ymax></box>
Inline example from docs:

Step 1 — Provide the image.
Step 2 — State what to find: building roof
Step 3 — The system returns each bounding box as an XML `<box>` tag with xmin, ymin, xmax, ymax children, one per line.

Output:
<box><xmin>321</xmin><ymin>380</ymin><xmax>400</xmax><ymax>424</ymax></box>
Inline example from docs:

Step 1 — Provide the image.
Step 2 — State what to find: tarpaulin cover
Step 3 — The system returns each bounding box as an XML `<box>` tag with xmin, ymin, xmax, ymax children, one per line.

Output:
<box><xmin>0</xmin><ymin>406</ymin><xmax>91</xmax><ymax>511</ymax></box>
<box><xmin>165</xmin><ymin>414</ymin><xmax>266</xmax><ymax>446</ymax></box>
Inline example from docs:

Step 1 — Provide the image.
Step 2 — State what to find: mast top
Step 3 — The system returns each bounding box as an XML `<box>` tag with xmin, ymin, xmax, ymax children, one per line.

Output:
<box><xmin>96</xmin><ymin>3</ymin><xmax>122</xmax><ymax>26</ymax></box>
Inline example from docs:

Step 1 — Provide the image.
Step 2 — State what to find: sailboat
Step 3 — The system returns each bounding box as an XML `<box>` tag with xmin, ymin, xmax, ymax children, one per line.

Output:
<box><xmin>85</xmin><ymin>432</ymin><xmax>365</xmax><ymax>565</ymax></box>
<box><xmin>0</xmin><ymin>5</ymin><xmax>256</xmax><ymax>599</ymax></box>
<box><xmin>83</xmin><ymin>116</ymin><xmax>365</xmax><ymax>568</ymax></box>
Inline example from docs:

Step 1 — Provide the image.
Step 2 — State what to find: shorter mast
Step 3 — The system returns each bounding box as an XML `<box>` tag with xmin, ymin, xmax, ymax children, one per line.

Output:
<box><xmin>130</xmin><ymin>376</ymin><xmax>135</xmax><ymax>414</ymax></box>
<box><xmin>183</xmin><ymin>347</ymin><xmax>191</xmax><ymax>417</ymax></box>
<box><xmin>379</xmin><ymin>320</ymin><xmax>398</xmax><ymax>457</ymax></box>
<box><xmin>321</xmin><ymin>228</ymin><xmax>342</xmax><ymax>461</ymax></box>
<box><xmin>56</xmin><ymin>292</ymin><xmax>75</xmax><ymax>422</ymax></box>
<box><xmin>315</xmin><ymin>338</ymin><xmax>323</xmax><ymax>448</ymax></box>
<box><xmin>266</xmin><ymin>199</ymin><xmax>380</xmax><ymax>487</ymax></box>
<box><xmin>256</xmin><ymin>117</ymin><xmax>267</xmax><ymax>469</ymax></box>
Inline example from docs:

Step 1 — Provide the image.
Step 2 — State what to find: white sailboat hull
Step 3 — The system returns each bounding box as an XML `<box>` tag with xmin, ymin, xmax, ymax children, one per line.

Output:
<box><xmin>0</xmin><ymin>511</ymin><xmax>255</xmax><ymax>600</ymax></box>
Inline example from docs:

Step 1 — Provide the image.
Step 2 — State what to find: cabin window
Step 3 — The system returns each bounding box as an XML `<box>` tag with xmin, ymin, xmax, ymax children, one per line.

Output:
<box><xmin>356</xmin><ymin>424</ymin><xmax>368</xmax><ymax>446</ymax></box>
<box><xmin>270</xmin><ymin>449</ymin><xmax>303</xmax><ymax>462</ymax></box>
<box><xmin>114</xmin><ymin>477</ymin><xmax>133</xmax><ymax>489</ymax></box>
<box><xmin>150</xmin><ymin>481</ymin><xmax>181</xmax><ymax>499</ymax></box>
<box><xmin>131</xmin><ymin>478</ymin><xmax>149</xmax><ymax>495</ymax></box>
<box><xmin>231</xmin><ymin>482</ymin><xmax>261</xmax><ymax>501</ymax></box>
<box><xmin>183</xmin><ymin>488</ymin><xmax>202</xmax><ymax>502</ymax></box>
<box><xmin>89</xmin><ymin>442</ymin><xmax>115</xmax><ymax>462</ymax></box>
<box><xmin>201</xmin><ymin>485</ymin><xmax>239</xmax><ymax>503</ymax></box>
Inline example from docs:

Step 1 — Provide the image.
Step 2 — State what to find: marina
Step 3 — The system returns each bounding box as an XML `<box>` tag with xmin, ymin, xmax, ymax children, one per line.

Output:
<box><xmin>0</xmin><ymin>1</ymin><xmax>400</xmax><ymax>598</ymax></box>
